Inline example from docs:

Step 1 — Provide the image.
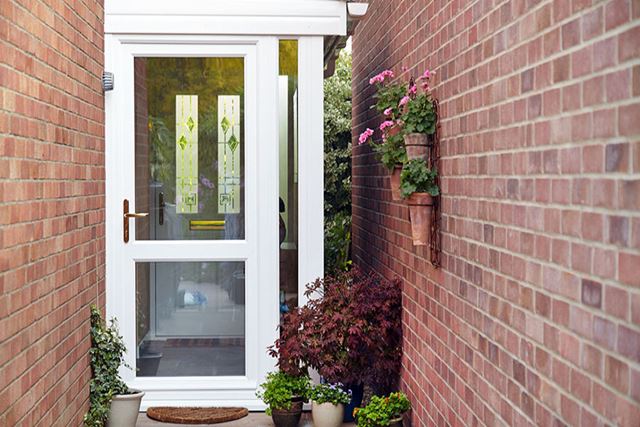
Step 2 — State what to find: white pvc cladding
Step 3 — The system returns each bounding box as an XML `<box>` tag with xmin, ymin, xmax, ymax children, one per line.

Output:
<box><xmin>105</xmin><ymin>0</ymin><xmax>348</xmax><ymax>36</ymax></box>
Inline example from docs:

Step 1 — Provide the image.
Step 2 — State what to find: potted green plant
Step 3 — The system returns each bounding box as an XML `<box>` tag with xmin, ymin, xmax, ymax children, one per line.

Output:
<box><xmin>353</xmin><ymin>392</ymin><xmax>411</xmax><ymax>427</ymax></box>
<box><xmin>400</xmin><ymin>159</ymin><xmax>439</xmax><ymax>246</ymax></box>
<box><xmin>400</xmin><ymin>69</ymin><xmax>437</xmax><ymax>160</ymax></box>
<box><xmin>84</xmin><ymin>305</ymin><xmax>144</xmax><ymax>427</ymax></box>
<box><xmin>256</xmin><ymin>371</ymin><xmax>311</xmax><ymax>427</ymax></box>
<box><xmin>310</xmin><ymin>383</ymin><xmax>352</xmax><ymax>427</ymax></box>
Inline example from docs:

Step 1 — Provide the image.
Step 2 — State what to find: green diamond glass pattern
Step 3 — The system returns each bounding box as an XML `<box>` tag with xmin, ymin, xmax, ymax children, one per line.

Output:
<box><xmin>177</xmin><ymin>135</ymin><xmax>188</xmax><ymax>150</ymax></box>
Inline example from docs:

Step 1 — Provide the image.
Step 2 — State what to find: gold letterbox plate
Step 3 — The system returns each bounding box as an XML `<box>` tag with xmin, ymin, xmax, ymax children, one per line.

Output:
<box><xmin>189</xmin><ymin>220</ymin><xmax>225</xmax><ymax>231</ymax></box>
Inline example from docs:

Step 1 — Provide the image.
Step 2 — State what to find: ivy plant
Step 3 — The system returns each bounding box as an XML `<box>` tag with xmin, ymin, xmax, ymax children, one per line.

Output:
<box><xmin>353</xmin><ymin>392</ymin><xmax>411</xmax><ymax>427</ymax></box>
<box><xmin>399</xmin><ymin>159</ymin><xmax>439</xmax><ymax>199</ymax></box>
<box><xmin>401</xmin><ymin>92</ymin><xmax>436</xmax><ymax>135</ymax></box>
<box><xmin>256</xmin><ymin>371</ymin><xmax>311</xmax><ymax>416</ymax></box>
<box><xmin>84</xmin><ymin>305</ymin><xmax>130</xmax><ymax>427</ymax></box>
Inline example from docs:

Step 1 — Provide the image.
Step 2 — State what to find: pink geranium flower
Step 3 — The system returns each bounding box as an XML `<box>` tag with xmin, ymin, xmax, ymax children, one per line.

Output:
<box><xmin>420</xmin><ymin>69</ymin><xmax>434</xmax><ymax>80</ymax></box>
<box><xmin>368</xmin><ymin>69</ymin><xmax>395</xmax><ymax>85</ymax></box>
<box><xmin>399</xmin><ymin>96</ymin><xmax>410</xmax><ymax>107</ymax></box>
<box><xmin>383</xmin><ymin>107</ymin><xmax>393</xmax><ymax>116</ymax></box>
<box><xmin>379</xmin><ymin>120</ymin><xmax>395</xmax><ymax>131</ymax></box>
<box><xmin>358</xmin><ymin>128</ymin><xmax>374</xmax><ymax>145</ymax></box>
<box><xmin>408</xmin><ymin>84</ymin><xmax>417</xmax><ymax>96</ymax></box>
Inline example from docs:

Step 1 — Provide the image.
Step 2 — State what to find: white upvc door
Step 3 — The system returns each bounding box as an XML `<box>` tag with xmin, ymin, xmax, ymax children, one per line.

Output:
<box><xmin>104</xmin><ymin>35</ymin><xmax>280</xmax><ymax>409</ymax></box>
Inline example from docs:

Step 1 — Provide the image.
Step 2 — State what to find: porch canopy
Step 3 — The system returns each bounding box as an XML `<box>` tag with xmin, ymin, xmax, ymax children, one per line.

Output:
<box><xmin>105</xmin><ymin>0</ymin><xmax>366</xmax><ymax>75</ymax></box>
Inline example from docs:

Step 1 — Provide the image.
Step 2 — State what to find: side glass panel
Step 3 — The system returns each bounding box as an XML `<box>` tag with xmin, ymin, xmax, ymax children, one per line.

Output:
<box><xmin>134</xmin><ymin>57</ymin><xmax>245</xmax><ymax>241</ymax></box>
<box><xmin>135</xmin><ymin>261</ymin><xmax>245</xmax><ymax>377</ymax></box>
<box><xmin>278</xmin><ymin>41</ymin><xmax>299</xmax><ymax>310</ymax></box>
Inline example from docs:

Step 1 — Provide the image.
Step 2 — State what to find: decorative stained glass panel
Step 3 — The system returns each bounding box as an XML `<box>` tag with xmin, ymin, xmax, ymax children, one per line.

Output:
<box><xmin>218</xmin><ymin>95</ymin><xmax>241</xmax><ymax>214</ymax></box>
<box><xmin>176</xmin><ymin>95</ymin><xmax>198</xmax><ymax>214</ymax></box>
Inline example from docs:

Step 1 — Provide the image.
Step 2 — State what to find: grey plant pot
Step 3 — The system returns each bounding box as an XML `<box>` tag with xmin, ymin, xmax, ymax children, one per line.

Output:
<box><xmin>106</xmin><ymin>390</ymin><xmax>144</xmax><ymax>427</ymax></box>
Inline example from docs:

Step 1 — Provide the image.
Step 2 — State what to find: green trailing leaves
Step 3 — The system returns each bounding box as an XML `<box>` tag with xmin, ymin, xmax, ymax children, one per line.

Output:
<box><xmin>399</xmin><ymin>159</ymin><xmax>439</xmax><ymax>198</ymax></box>
<box><xmin>84</xmin><ymin>305</ymin><xmax>130</xmax><ymax>427</ymax></box>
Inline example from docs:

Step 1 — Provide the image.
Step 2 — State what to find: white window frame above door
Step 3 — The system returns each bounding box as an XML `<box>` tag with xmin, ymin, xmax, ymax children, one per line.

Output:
<box><xmin>104</xmin><ymin>34</ymin><xmax>280</xmax><ymax>409</ymax></box>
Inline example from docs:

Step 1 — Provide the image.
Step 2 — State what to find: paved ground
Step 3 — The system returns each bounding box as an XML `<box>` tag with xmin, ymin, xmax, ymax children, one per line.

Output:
<box><xmin>137</xmin><ymin>412</ymin><xmax>355</xmax><ymax>426</ymax></box>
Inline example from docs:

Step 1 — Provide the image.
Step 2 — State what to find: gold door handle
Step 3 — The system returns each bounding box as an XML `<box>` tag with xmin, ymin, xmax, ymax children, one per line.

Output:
<box><xmin>124</xmin><ymin>212</ymin><xmax>149</xmax><ymax>219</ymax></box>
<box><xmin>123</xmin><ymin>199</ymin><xmax>148</xmax><ymax>243</ymax></box>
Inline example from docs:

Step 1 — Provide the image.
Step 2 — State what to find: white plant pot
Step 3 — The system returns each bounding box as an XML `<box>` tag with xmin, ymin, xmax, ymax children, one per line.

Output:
<box><xmin>106</xmin><ymin>390</ymin><xmax>144</xmax><ymax>427</ymax></box>
<box><xmin>311</xmin><ymin>402</ymin><xmax>344</xmax><ymax>427</ymax></box>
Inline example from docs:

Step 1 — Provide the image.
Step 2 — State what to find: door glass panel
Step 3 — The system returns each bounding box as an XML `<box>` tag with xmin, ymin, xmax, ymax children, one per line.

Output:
<box><xmin>136</xmin><ymin>261</ymin><xmax>245</xmax><ymax>377</ymax></box>
<box><xmin>134</xmin><ymin>57</ymin><xmax>245</xmax><ymax>240</ymax></box>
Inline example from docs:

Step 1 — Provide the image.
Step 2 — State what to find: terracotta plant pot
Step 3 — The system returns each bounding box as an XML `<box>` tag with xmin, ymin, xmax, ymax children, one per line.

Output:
<box><xmin>389</xmin><ymin>164</ymin><xmax>403</xmax><ymax>201</ymax></box>
<box><xmin>386</xmin><ymin>124</ymin><xmax>401</xmax><ymax>137</ymax></box>
<box><xmin>106</xmin><ymin>390</ymin><xmax>144</xmax><ymax>427</ymax></box>
<box><xmin>312</xmin><ymin>402</ymin><xmax>344</xmax><ymax>427</ymax></box>
<box><xmin>404</xmin><ymin>133</ymin><xmax>429</xmax><ymax>160</ymax></box>
<box><xmin>271</xmin><ymin>398</ymin><xmax>303</xmax><ymax>427</ymax></box>
<box><xmin>406</xmin><ymin>192</ymin><xmax>434</xmax><ymax>246</ymax></box>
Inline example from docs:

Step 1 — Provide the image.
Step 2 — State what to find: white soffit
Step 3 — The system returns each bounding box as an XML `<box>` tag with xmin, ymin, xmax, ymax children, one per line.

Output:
<box><xmin>105</xmin><ymin>0</ymin><xmax>348</xmax><ymax>36</ymax></box>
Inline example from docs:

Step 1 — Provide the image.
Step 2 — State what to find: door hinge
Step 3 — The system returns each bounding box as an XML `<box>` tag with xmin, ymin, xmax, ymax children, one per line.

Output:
<box><xmin>102</xmin><ymin>71</ymin><xmax>114</xmax><ymax>91</ymax></box>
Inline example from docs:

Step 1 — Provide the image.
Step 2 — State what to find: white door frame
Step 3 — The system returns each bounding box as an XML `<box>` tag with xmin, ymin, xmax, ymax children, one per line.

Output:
<box><xmin>104</xmin><ymin>34</ymin><xmax>280</xmax><ymax>409</ymax></box>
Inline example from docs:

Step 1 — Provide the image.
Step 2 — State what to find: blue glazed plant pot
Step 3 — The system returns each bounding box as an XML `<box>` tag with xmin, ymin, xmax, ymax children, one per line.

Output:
<box><xmin>343</xmin><ymin>384</ymin><xmax>364</xmax><ymax>422</ymax></box>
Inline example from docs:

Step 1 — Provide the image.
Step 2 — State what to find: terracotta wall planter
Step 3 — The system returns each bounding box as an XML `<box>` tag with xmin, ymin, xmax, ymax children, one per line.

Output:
<box><xmin>403</xmin><ymin>133</ymin><xmax>429</xmax><ymax>160</ymax></box>
<box><xmin>390</xmin><ymin>164</ymin><xmax>402</xmax><ymax>201</ymax></box>
<box><xmin>406</xmin><ymin>192</ymin><xmax>433</xmax><ymax>246</ymax></box>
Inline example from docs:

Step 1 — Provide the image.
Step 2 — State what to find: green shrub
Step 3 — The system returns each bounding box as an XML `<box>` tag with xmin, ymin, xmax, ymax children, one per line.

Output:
<box><xmin>324</xmin><ymin>50</ymin><xmax>353</xmax><ymax>273</ymax></box>
<box><xmin>324</xmin><ymin>212</ymin><xmax>352</xmax><ymax>273</ymax></box>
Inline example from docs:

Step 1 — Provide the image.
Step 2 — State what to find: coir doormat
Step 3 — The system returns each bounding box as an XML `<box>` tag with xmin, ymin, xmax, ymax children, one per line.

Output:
<box><xmin>146</xmin><ymin>407</ymin><xmax>249</xmax><ymax>424</ymax></box>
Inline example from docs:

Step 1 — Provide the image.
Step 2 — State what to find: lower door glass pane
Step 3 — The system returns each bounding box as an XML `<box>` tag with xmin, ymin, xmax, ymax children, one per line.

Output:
<box><xmin>135</xmin><ymin>261</ymin><xmax>245</xmax><ymax>377</ymax></box>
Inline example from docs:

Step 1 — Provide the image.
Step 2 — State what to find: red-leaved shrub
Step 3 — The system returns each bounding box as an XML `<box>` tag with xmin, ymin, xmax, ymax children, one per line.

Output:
<box><xmin>269</xmin><ymin>268</ymin><xmax>402</xmax><ymax>392</ymax></box>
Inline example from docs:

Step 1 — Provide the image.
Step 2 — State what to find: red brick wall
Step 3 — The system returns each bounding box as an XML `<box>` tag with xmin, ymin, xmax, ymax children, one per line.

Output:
<box><xmin>0</xmin><ymin>0</ymin><xmax>105</xmax><ymax>425</ymax></box>
<box><xmin>352</xmin><ymin>0</ymin><xmax>640</xmax><ymax>425</ymax></box>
